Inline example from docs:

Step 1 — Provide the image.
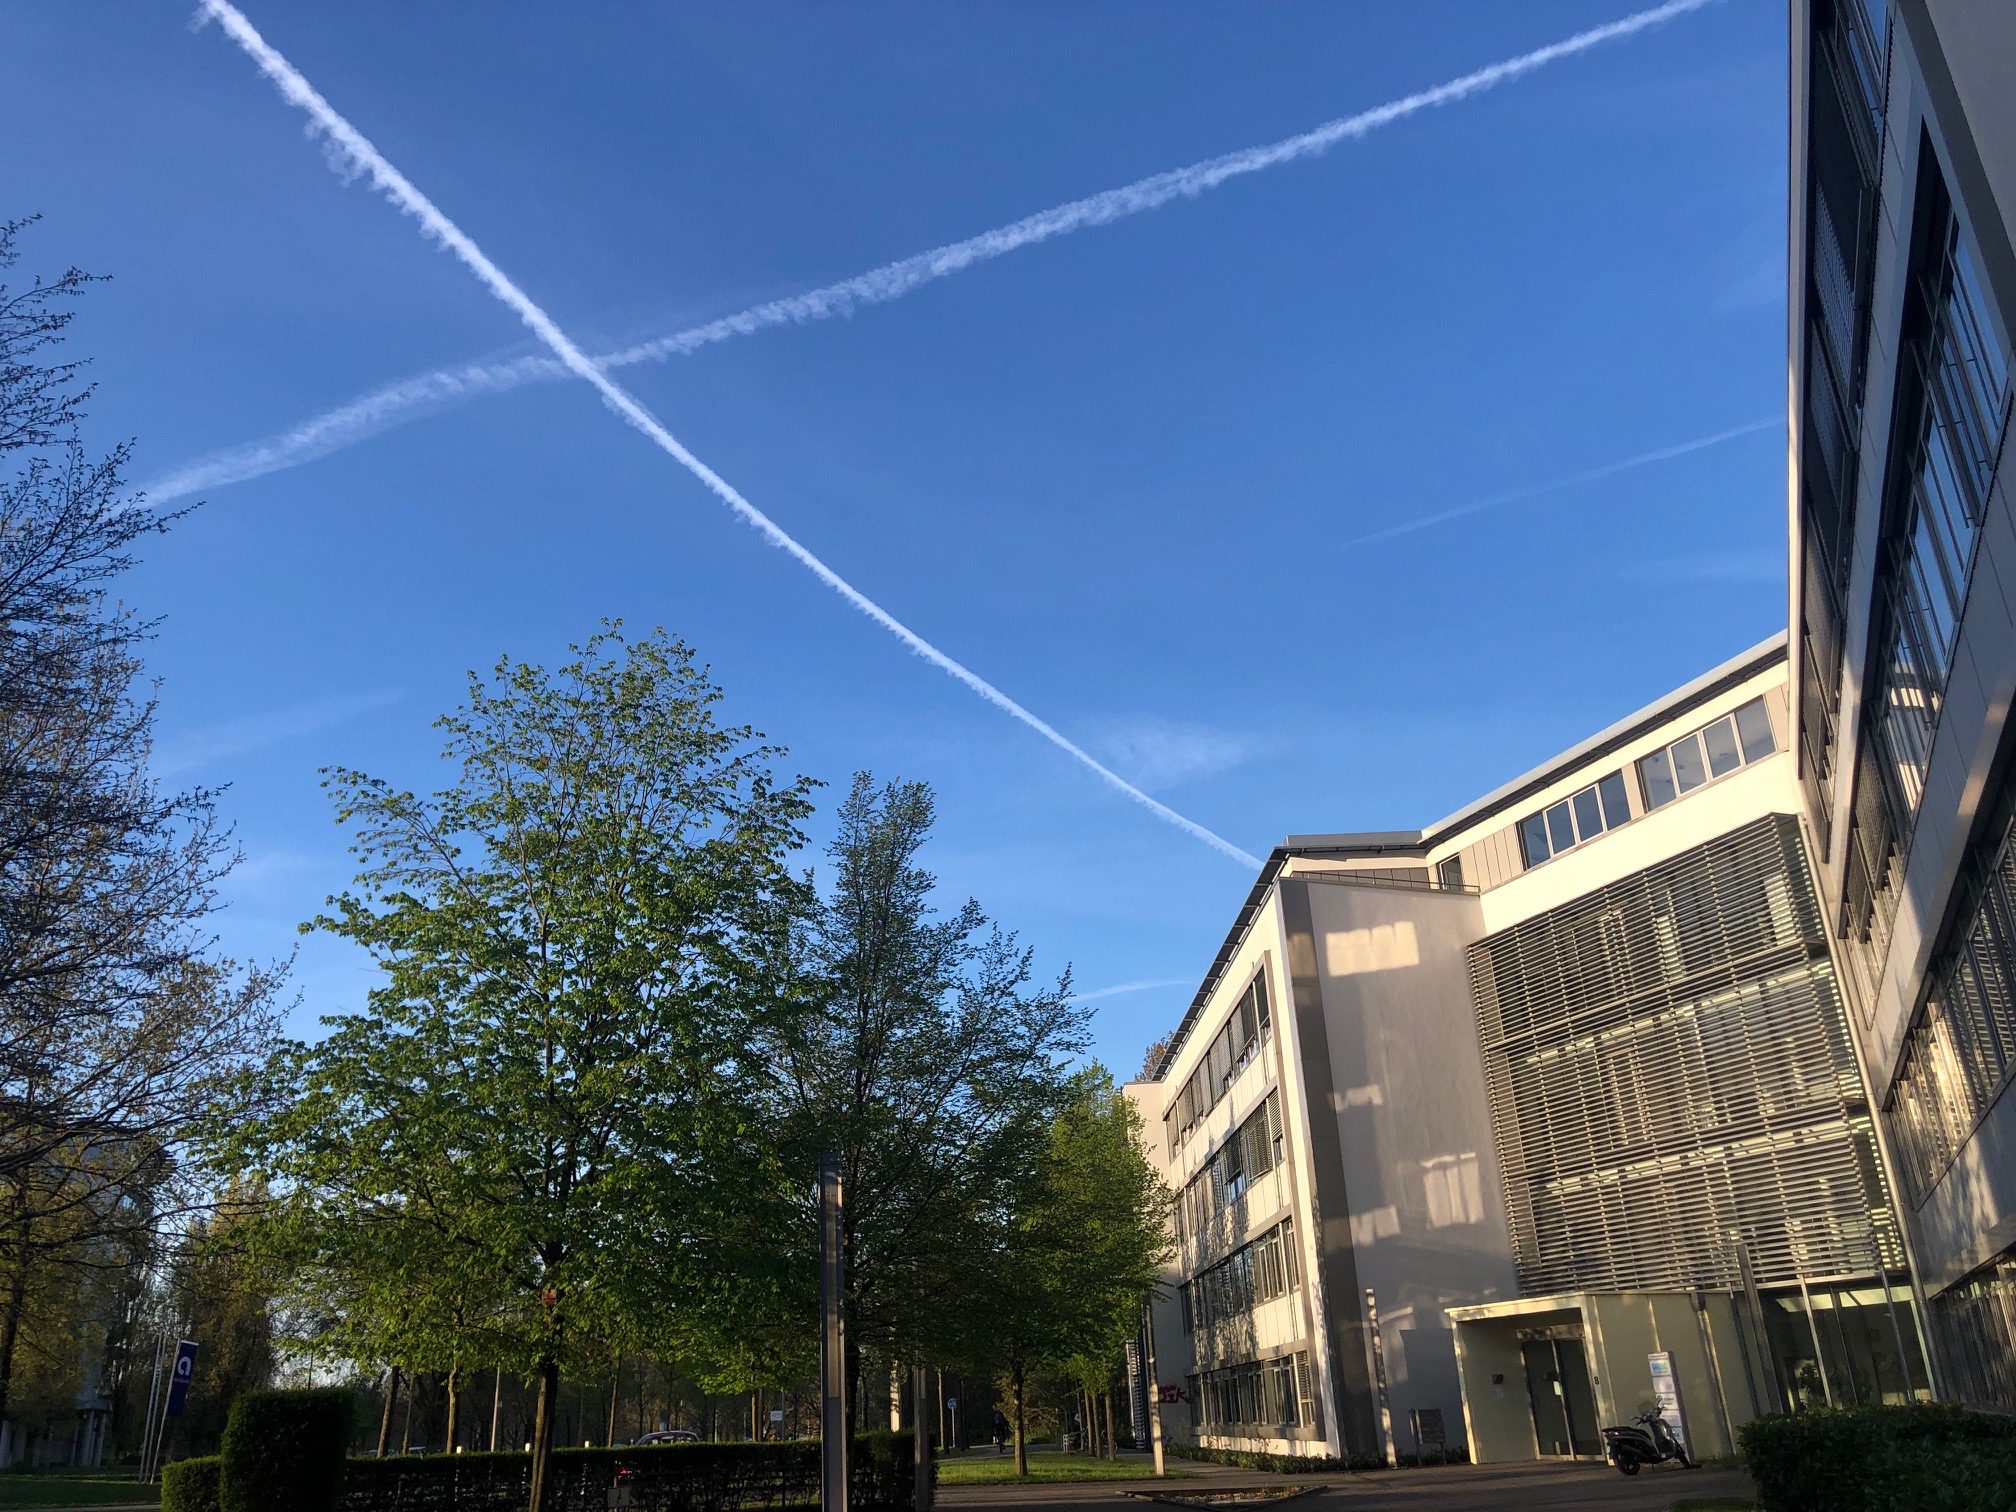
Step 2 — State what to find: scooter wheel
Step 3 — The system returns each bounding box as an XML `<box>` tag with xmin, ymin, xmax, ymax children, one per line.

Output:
<box><xmin>1617</xmin><ymin>1458</ymin><xmax>1640</xmax><ymax>1476</ymax></box>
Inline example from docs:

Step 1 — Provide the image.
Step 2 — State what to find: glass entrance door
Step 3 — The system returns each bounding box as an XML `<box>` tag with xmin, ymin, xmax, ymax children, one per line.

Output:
<box><xmin>1521</xmin><ymin>1336</ymin><xmax>1599</xmax><ymax>1457</ymax></box>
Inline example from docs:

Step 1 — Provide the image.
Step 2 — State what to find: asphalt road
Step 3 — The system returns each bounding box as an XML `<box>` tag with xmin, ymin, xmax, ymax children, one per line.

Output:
<box><xmin>939</xmin><ymin>1457</ymin><xmax>1751</xmax><ymax>1510</ymax></box>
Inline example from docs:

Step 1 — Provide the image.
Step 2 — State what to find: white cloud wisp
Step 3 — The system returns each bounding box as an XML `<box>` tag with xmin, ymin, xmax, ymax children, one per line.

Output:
<box><xmin>195</xmin><ymin>0</ymin><xmax>1261</xmax><ymax>869</ymax></box>
<box><xmin>1337</xmin><ymin>417</ymin><xmax>1779</xmax><ymax>549</ymax></box>
<box><xmin>153</xmin><ymin>0</ymin><xmax>1719</xmax><ymax>504</ymax></box>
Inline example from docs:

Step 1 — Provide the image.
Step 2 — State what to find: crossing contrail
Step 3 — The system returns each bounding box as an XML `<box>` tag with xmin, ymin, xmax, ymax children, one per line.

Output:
<box><xmin>153</xmin><ymin>0</ymin><xmax>1720</xmax><ymax>504</ymax></box>
<box><xmin>1337</xmin><ymin>417</ymin><xmax>1780</xmax><ymax>548</ymax></box>
<box><xmin>193</xmin><ymin>0</ymin><xmax>1262</xmax><ymax>869</ymax></box>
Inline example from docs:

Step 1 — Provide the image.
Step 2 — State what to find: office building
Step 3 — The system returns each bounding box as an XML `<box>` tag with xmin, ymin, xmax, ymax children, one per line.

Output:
<box><xmin>1126</xmin><ymin>640</ymin><xmax>1925</xmax><ymax>1463</ymax></box>
<box><xmin>1790</xmin><ymin>0</ymin><xmax>2016</xmax><ymax>1410</ymax></box>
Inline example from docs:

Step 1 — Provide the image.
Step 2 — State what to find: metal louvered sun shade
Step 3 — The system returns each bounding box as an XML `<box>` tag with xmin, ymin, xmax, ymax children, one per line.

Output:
<box><xmin>1468</xmin><ymin>815</ymin><xmax>1900</xmax><ymax>1294</ymax></box>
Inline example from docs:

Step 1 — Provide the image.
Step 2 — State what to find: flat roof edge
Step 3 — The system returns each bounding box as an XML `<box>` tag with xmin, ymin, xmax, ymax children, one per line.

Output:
<box><xmin>1423</xmin><ymin>631</ymin><xmax>1789</xmax><ymax>844</ymax></box>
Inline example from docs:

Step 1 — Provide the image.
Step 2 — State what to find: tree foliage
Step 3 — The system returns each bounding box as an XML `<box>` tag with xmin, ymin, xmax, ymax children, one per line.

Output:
<box><xmin>0</xmin><ymin>214</ymin><xmax>282</xmax><ymax>1440</ymax></box>
<box><xmin>970</xmin><ymin>1070</ymin><xmax>1169</xmax><ymax>1476</ymax></box>
<box><xmin>752</xmin><ymin>775</ymin><xmax>1086</xmax><ymax>1411</ymax></box>
<box><xmin>219</xmin><ymin>627</ymin><xmax>814</xmax><ymax>1509</ymax></box>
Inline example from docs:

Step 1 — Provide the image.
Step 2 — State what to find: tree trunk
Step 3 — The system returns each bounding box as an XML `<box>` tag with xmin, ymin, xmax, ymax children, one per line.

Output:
<box><xmin>376</xmin><ymin>1367</ymin><xmax>401</xmax><ymax>1459</ymax></box>
<box><xmin>444</xmin><ymin>1359</ymin><xmax>461</xmax><ymax>1455</ymax></box>
<box><xmin>1103</xmin><ymin>1390</ymin><xmax>1116</xmax><ymax>1460</ymax></box>
<box><xmin>1012</xmin><ymin>1365</ymin><xmax>1027</xmax><ymax>1479</ymax></box>
<box><xmin>607</xmin><ymin>1361</ymin><xmax>620</xmax><ymax>1447</ymax></box>
<box><xmin>527</xmin><ymin>1356</ymin><xmax>559</xmax><ymax>1512</ymax></box>
<box><xmin>0</xmin><ymin>1245</ymin><xmax>30</xmax><ymax>1440</ymax></box>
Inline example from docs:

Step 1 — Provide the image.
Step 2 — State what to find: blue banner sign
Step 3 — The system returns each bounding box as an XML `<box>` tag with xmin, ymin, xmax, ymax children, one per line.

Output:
<box><xmin>165</xmin><ymin>1340</ymin><xmax>200</xmax><ymax>1418</ymax></box>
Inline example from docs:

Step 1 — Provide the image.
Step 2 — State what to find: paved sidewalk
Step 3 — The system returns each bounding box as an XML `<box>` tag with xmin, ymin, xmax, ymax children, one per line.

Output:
<box><xmin>940</xmin><ymin>1456</ymin><xmax>1752</xmax><ymax>1509</ymax></box>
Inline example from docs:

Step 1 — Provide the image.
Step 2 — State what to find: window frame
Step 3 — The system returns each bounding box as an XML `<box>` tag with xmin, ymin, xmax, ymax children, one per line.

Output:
<box><xmin>1637</xmin><ymin>697</ymin><xmax>1780</xmax><ymax>814</ymax></box>
<box><xmin>1518</xmin><ymin>770</ymin><xmax>1634</xmax><ymax>869</ymax></box>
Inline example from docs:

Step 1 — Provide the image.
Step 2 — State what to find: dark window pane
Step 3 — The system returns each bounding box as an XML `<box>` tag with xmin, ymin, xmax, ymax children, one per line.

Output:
<box><xmin>1520</xmin><ymin>814</ymin><xmax>1552</xmax><ymax>867</ymax></box>
<box><xmin>1640</xmin><ymin>750</ymin><xmax>1677</xmax><ymax>809</ymax></box>
<box><xmin>1572</xmin><ymin>786</ymin><xmax>1605</xmax><ymax>842</ymax></box>
<box><xmin>1599</xmin><ymin>771</ymin><xmax>1631</xmax><ymax>828</ymax></box>
<box><xmin>1546</xmin><ymin>801</ymin><xmax>1576</xmax><ymax>854</ymax></box>
<box><xmin>1736</xmin><ymin>698</ymin><xmax>1777</xmax><ymax>762</ymax></box>
<box><xmin>1704</xmin><ymin>717</ymin><xmax>1743</xmax><ymax>777</ymax></box>
<box><xmin>1438</xmin><ymin>854</ymin><xmax>1465</xmax><ymax>889</ymax></box>
<box><xmin>1671</xmin><ymin>733</ymin><xmax>1708</xmax><ymax>793</ymax></box>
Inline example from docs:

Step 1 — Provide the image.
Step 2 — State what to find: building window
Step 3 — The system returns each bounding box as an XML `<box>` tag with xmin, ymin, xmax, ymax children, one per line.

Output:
<box><xmin>1193</xmin><ymin>1351</ymin><xmax>1313</xmax><ymax>1434</ymax></box>
<box><xmin>1164</xmin><ymin>972</ymin><xmax>1272</xmax><ymax>1149</ymax></box>
<box><xmin>1860</xmin><ymin>171</ymin><xmax>2012</xmax><ymax>847</ymax></box>
<box><xmin>1929</xmin><ymin>1243</ymin><xmax>2016</xmax><ymax>1413</ymax></box>
<box><xmin>1886</xmin><ymin>778</ymin><xmax>2016</xmax><ymax>1198</ymax></box>
<box><xmin>1518</xmin><ymin>771</ymin><xmax>1631</xmax><ymax>868</ymax></box>
<box><xmin>1176</xmin><ymin>1093</ymin><xmax>1283</xmax><ymax>1247</ymax></box>
<box><xmin>1638</xmin><ymin>697</ymin><xmax>1778</xmax><ymax>812</ymax></box>
<box><xmin>1186</xmin><ymin>1214</ymin><xmax>1303</xmax><ymax>1334</ymax></box>
<box><xmin>1436</xmin><ymin>854</ymin><xmax>1465</xmax><ymax>890</ymax></box>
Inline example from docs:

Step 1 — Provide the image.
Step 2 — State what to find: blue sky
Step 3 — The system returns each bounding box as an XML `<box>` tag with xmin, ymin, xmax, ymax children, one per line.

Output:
<box><xmin>3</xmin><ymin>1</ymin><xmax>1787</xmax><ymax>1076</ymax></box>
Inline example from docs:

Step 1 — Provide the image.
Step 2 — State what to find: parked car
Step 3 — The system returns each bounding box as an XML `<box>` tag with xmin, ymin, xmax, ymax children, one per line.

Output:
<box><xmin>630</xmin><ymin>1429</ymin><xmax>699</xmax><ymax>1446</ymax></box>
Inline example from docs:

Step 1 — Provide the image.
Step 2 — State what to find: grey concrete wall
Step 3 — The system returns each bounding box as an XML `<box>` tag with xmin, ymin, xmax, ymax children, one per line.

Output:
<box><xmin>1289</xmin><ymin>876</ymin><xmax>1518</xmax><ymax>1460</ymax></box>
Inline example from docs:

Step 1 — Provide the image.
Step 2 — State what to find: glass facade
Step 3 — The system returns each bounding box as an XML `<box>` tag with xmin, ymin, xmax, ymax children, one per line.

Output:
<box><xmin>1929</xmin><ymin>1245</ymin><xmax>2016</xmax><ymax>1411</ymax></box>
<box><xmin>1762</xmin><ymin>1284</ymin><xmax>1928</xmax><ymax>1409</ymax></box>
<box><xmin>1839</xmin><ymin>151</ymin><xmax>2013</xmax><ymax>1018</ymax></box>
<box><xmin>1798</xmin><ymin>0</ymin><xmax>1891</xmax><ymax>854</ymax></box>
<box><xmin>1887</xmin><ymin>782</ymin><xmax>2016</xmax><ymax>1200</ymax></box>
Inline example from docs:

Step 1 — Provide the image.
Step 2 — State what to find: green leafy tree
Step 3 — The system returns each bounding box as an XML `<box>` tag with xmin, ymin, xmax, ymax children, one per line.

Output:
<box><xmin>755</xmin><ymin>775</ymin><xmax>1086</xmax><ymax>1422</ymax></box>
<box><xmin>972</xmin><ymin>1069</ymin><xmax>1169</xmax><ymax>1477</ymax></box>
<box><xmin>217</xmin><ymin>627</ymin><xmax>814</xmax><ymax>1510</ymax></box>
<box><xmin>167</xmin><ymin>1183</ymin><xmax>275</xmax><ymax>1455</ymax></box>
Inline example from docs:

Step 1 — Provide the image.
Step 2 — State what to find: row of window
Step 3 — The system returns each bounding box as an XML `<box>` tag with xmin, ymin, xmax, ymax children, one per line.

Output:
<box><xmin>1929</xmin><ymin>1241</ymin><xmax>2016</xmax><ymax>1414</ymax></box>
<box><xmin>1180</xmin><ymin>1218</ymin><xmax>1300</xmax><ymax>1334</ymax></box>
<box><xmin>1173</xmin><ymin>1093</ymin><xmax>1284</xmax><ymax>1247</ymax></box>
<box><xmin>1887</xmin><ymin>788</ymin><xmax>2016</xmax><ymax>1199</ymax></box>
<box><xmin>1164</xmin><ymin>975</ymin><xmax>1272</xmax><ymax>1150</ymax></box>
<box><xmin>1863</xmin><ymin>185</ymin><xmax>2010</xmax><ymax>848</ymax></box>
<box><xmin>1184</xmin><ymin>1353</ymin><xmax>1315</xmax><ymax>1433</ymax></box>
<box><xmin>1641</xmin><ymin>698</ymin><xmax>1778</xmax><ymax>810</ymax></box>
<box><xmin>1516</xmin><ymin>698</ymin><xmax>1780</xmax><ymax>872</ymax></box>
<box><xmin>1841</xmin><ymin>153</ymin><xmax>2011</xmax><ymax>1019</ymax></box>
<box><xmin>1796</xmin><ymin>0</ymin><xmax>1889</xmax><ymax>856</ymax></box>
<box><xmin>1518</xmin><ymin>772</ymin><xmax>1630</xmax><ymax>868</ymax></box>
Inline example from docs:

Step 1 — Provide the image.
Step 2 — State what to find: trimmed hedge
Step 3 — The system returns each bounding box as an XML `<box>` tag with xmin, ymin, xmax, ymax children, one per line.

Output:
<box><xmin>342</xmin><ymin>1431</ymin><xmax>923</xmax><ymax>1512</ymax></box>
<box><xmin>220</xmin><ymin>1386</ymin><xmax>355</xmax><ymax>1512</ymax></box>
<box><xmin>161</xmin><ymin>1455</ymin><xmax>223</xmax><ymax>1512</ymax></box>
<box><xmin>1739</xmin><ymin>1404</ymin><xmax>2016</xmax><ymax>1512</ymax></box>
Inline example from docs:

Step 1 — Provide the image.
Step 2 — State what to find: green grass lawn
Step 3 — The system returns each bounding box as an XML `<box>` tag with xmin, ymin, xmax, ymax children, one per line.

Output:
<box><xmin>0</xmin><ymin>1467</ymin><xmax>158</xmax><ymax>1508</ymax></box>
<box><xmin>937</xmin><ymin>1452</ymin><xmax>1185</xmax><ymax>1486</ymax></box>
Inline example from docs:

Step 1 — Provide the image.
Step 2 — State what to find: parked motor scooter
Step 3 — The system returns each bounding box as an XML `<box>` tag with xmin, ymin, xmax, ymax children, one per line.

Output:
<box><xmin>1600</xmin><ymin>1408</ymin><xmax>1695</xmax><ymax>1475</ymax></box>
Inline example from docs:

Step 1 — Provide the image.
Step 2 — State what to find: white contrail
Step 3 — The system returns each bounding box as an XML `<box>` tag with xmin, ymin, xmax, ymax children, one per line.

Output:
<box><xmin>194</xmin><ymin>0</ymin><xmax>1261</xmax><ymax>870</ymax></box>
<box><xmin>1068</xmin><ymin>978</ymin><xmax>1193</xmax><ymax>1006</ymax></box>
<box><xmin>152</xmin><ymin>0</ymin><xmax>1719</xmax><ymax>503</ymax></box>
<box><xmin>1338</xmin><ymin>417</ymin><xmax>1780</xmax><ymax>548</ymax></box>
